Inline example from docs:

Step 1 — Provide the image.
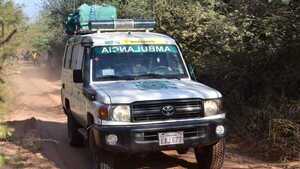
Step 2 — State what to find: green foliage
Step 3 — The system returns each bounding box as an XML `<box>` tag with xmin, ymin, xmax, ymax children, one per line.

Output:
<box><xmin>154</xmin><ymin>0</ymin><xmax>240</xmax><ymax>68</ymax></box>
<box><xmin>0</xmin><ymin>154</ymin><xmax>6</xmax><ymax>167</ymax></box>
<box><xmin>41</xmin><ymin>0</ymin><xmax>300</xmax><ymax>161</ymax></box>
<box><xmin>25</xmin><ymin>15</ymin><xmax>51</xmax><ymax>52</ymax></box>
<box><xmin>117</xmin><ymin>0</ymin><xmax>153</xmax><ymax>18</ymax></box>
<box><xmin>0</xmin><ymin>125</ymin><xmax>12</xmax><ymax>140</ymax></box>
<box><xmin>269</xmin><ymin>119</ymin><xmax>300</xmax><ymax>161</ymax></box>
<box><xmin>0</xmin><ymin>78</ymin><xmax>12</xmax><ymax>141</ymax></box>
<box><xmin>0</xmin><ymin>0</ymin><xmax>23</xmax><ymax>26</ymax></box>
<box><xmin>0</xmin><ymin>0</ymin><xmax>26</xmax><ymax>64</ymax></box>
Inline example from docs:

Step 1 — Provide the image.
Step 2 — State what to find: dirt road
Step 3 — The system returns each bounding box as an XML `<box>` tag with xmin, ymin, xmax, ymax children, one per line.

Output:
<box><xmin>2</xmin><ymin>64</ymin><xmax>299</xmax><ymax>169</ymax></box>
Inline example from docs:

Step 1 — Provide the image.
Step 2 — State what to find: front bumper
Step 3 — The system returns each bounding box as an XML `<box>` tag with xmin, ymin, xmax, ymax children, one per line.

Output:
<box><xmin>92</xmin><ymin>118</ymin><xmax>225</xmax><ymax>154</ymax></box>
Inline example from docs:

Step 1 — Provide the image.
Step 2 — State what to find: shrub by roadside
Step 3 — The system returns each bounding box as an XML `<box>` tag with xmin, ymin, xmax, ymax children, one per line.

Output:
<box><xmin>0</xmin><ymin>72</ymin><xmax>13</xmax><ymax>168</ymax></box>
<box><xmin>0</xmin><ymin>154</ymin><xmax>7</xmax><ymax>167</ymax></box>
<box><xmin>269</xmin><ymin>119</ymin><xmax>300</xmax><ymax>161</ymax></box>
<box><xmin>226</xmin><ymin>100</ymin><xmax>300</xmax><ymax>161</ymax></box>
<box><xmin>0</xmin><ymin>79</ymin><xmax>12</xmax><ymax>140</ymax></box>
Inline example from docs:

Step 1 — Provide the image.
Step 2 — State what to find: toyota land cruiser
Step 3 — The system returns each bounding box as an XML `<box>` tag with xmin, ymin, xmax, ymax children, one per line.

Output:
<box><xmin>61</xmin><ymin>19</ymin><xmax>226</xmax><ymax>169</ymax></box>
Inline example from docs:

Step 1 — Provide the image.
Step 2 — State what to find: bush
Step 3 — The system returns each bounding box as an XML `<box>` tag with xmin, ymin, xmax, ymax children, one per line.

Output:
<box><xmin>152</xmin><ymin>0</ymin><xmax>300</xmax><ymax>160</ymax></box>
<box><xmin>269</xmin><ymin>119</ymin><xmax>300</xmax><ymax>161</ymax></box>
<box><xmin>0</xmin><ymin>125</ymin><xmax>12</xmax><ymax>141</ymax></box>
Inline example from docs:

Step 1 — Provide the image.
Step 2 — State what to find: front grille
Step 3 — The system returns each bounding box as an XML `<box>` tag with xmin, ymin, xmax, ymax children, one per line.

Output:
<box><xmin>135</xmin><ymin>127</ymin><xmax>207</xmax><ymax>143</ymax></box>
<box><xmin>131</xmin><ymin>99</ymin><xmax>203</xmax><ymax>122</ymax></box>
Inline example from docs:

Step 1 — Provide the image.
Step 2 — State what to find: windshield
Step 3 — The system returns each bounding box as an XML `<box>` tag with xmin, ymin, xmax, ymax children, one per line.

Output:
<box><xmin>92</xmin><ymin>45</ymin><xmax>189</xmax><ymax>81</ymax></box>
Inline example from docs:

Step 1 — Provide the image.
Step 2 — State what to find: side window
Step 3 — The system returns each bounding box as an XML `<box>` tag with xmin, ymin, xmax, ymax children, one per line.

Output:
<box><xmin>76</xmin><ymin>46</ymin><xmax>84</xmax><ymax>70</ymax></box>
<box><xmin>65</xmin><ymin>45</ymin><xmax>73</xmax><ymax>69</ymax></box>
<box><xmin>71</xmin><ymin>45</ymin><xmax>79</xmax><ymax>69</ymax></box>
<box><xmin>68</xmin><ymin>45</ymin><xmax>74</xmax><ymax>69</ymax></box>
<box><xmin>83</xmin><ymin>47</ymin><xmax>91</xmax><ymax>86</ymax></box>
<box><xmin>71</xmin><ymin>45</ymin><xmax>84</xmax><ymax>70</ymax></box>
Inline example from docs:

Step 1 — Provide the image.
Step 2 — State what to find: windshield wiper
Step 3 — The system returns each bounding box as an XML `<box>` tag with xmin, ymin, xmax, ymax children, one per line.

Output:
<box><xmin>96</xmin><ymin>75</ymin><xmax>134</xmax><ymax>81</ymax></box>
<box><xmin>134</xmin><ymin>73</ymin><xmax>180</xmax><ymax>80</ymax></box>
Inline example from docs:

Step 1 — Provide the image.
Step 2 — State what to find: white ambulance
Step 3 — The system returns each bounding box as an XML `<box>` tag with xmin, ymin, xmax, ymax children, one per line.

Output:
<box><xmin>61</xmin><ymin>19</ymin><xmax>225</xmax><ymax>169</ymax></box>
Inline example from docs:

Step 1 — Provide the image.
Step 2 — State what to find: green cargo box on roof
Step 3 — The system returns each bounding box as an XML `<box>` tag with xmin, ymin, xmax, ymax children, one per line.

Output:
<box><xmin>65</xmin><ymin>4</ymin><xmax>117</xmax><ymax>35</ymax></box>
<box><xmin>79</xmin><ymin>4</ymin><xmax>117</xmax><ymax>29</ymax></box>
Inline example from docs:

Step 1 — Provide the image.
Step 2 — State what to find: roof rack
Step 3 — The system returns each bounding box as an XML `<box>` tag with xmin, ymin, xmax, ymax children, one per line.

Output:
<box><xmin>64</xmin><ymin>4</ymin><xmax>156</xmax><ymax>35</ymax></box>
<box><xmin>72</xmin><ymin>19</ymin><xmax>155</xmax><ymax>35</ymax></box>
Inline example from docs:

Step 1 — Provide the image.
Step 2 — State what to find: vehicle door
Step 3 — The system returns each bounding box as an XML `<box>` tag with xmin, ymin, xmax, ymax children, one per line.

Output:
<box><xmin>80</xmin><ymin>46</ymin><xmax>92</xmax><ymax>126</ymax></box>
<box><xmin>62</xmin><ymin>43</ymin><xmax>74</xmax><ymax>110</ymax></box>
<box><xmin>61</xmin><ymin>45</ymin><xmax>68</xmax><ymax>105</ymax></box>
<box><xmin>71</xmin><ymin>44</ymin><xmax>86</xmax><ymax>124</ymax></box>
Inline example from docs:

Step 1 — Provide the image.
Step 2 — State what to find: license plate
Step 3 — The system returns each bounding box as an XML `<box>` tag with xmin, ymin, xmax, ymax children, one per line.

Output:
<box><xmin>158</xmin><ymin>131</ymin><xmax>184</xmax><ymax>146</ymax></box>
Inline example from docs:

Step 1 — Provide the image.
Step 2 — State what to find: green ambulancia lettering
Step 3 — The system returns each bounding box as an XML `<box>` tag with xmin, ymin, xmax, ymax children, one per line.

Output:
<box><xmin>97</xmin><ymin>45</ymin><xmax>177</xmax><ymax>55</ymax></box>
<box><xmin>101</xmin><ymin>47</ymin><xmax>110</xmax><ymax>54</ymax></box>
<box><xmin>119</xmin><ymin>46</ymin><xmax>127</xmax><ymax>53</ymax></box>
<box><xmin>141</xmin><ymin>46</ymin><xmax>148</xmax><ymax>52</ymax></box>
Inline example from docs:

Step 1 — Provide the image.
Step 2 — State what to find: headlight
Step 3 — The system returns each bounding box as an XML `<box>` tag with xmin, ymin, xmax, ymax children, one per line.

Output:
<box><xmin>203</xmin><ymin>99</ymin><xmax>222</xmax><ymax>116</ymax></box>
<box><xmin>110</xmin><ymin>105</ymin><xmax>131</xmax><ymax>122</ymax></box>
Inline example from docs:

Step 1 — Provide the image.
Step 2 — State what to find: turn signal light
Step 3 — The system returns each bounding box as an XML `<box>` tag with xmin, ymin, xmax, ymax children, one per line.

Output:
<box><xmin>98</xmin><ymin>105</ymin><xmax>109</xmax><ymax>120</ymax></box>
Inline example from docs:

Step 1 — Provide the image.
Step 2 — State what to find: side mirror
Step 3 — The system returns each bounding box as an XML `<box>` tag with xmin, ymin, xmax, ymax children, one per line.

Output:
<box><xmin>187</xmin><ymin>64</ymin><xmax>197</xmax><ymax>81</ymax></box>
<box><xmin>73</xmin><ymin>70</ymin><xmax>83</xmax><ymax>83</ymax></box>
<box><xmin>83</xmin><ymin>87</ymin><xmax>97</xmax><ymax>101</ymax></box>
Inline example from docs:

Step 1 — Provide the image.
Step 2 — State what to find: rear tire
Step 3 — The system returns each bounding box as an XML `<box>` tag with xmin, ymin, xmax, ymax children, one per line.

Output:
<box><xmin>67</xmin><ymin>114</ymin><xmax>84</xmax><ymax>147</ymax></box>
<box><xmin>194</xmin><ymin>139</ymin><xmax>225</xmax><ymax>169</ymax></box>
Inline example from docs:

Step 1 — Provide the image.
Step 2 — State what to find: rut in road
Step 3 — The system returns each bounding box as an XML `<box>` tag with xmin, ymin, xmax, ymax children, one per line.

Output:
<box><xmin>3</xmin><ymin>64</ymin><xmax>296</xmax><ymax>169</ymax></box>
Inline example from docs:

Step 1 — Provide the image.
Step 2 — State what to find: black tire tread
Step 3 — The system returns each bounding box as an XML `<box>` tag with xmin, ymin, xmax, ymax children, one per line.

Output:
<box><xmin>89</xmin><ymin>129</ymin><xmax>118</xmax><ymax>169</ymax></box>
<box><xmin>195</xmin><ymin>139</ymin><xmax>225</xmax><ymax>169</ymax></box>
<box><xmin>177</xmin><ymin>148</ymin><xmax>189</xmax><ymax>155</ymax></box>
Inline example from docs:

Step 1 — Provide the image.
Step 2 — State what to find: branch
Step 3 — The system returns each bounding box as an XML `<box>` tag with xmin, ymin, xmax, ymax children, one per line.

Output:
<box><xmin>0</xmin><ymin>29</ymin><xmax>17</xmax><ymax>46</ymax></box>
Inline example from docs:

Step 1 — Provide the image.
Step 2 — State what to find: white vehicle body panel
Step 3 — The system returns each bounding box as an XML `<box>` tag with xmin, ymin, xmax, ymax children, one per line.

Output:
<box><xmin>83</xmin><ymin>32</ymin><xmax>176</xmax><ymax>46</ymax></box>
<box><xmin>91</xmin><ymin>79</ymin><xmax>222</xmax><ymax>104</ymax></box>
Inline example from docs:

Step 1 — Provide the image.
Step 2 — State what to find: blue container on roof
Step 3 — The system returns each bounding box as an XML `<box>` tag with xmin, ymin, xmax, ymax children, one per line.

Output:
<box><xmin>65</xmin><ymin>4</ymin><xmax>117</xmax><ymax>35</ymax></box>
<box><xmin>79</xmin><ymin>4</ymin><xmax>117</xmax><ymax>30</ymax></box>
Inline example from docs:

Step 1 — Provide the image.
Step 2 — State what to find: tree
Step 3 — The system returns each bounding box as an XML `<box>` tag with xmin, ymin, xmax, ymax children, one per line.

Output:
<box><xmin>0</xmin><ymin>29</ymin><xmax>17</xmax><ymax>46</ymax></box>
<box><xmin>0</xmin><ymin>0</ymin><xmax>25</xmax><ymax>64</ymax></box>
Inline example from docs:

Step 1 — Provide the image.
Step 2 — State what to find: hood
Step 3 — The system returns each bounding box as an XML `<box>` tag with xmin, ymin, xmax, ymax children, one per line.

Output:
<box><xmin>92</xmin><ymin>79</ymin><xmax>222</xmax><ymax>104</ymax></box>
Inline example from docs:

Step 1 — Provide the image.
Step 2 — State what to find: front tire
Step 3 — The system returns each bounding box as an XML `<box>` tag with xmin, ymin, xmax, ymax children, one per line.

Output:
<box><xmin>67</xmin><ymin>114</ymin><xmax>84</xmax><ymax>147</ymax></box>
<box><xmin>177</xmin><ymin>148</ymin><xmax>189</xmax><ymax>155</ymax></box>
<box><xmin>89</xmin><ymin>129</ymin><xmax>118</xmax><ymax>169</ymax></box>
<box><xmin>194</xmin><ymin>139</ymin><xmax>225</xmax><ymax>169</ymax></box>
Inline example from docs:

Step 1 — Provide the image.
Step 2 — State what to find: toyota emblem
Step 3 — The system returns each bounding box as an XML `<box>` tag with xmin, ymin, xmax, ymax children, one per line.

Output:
<box><xmin>161</xmin><ymin>105</ymin><xmax>175</xmax><ymax>117</ymax></box>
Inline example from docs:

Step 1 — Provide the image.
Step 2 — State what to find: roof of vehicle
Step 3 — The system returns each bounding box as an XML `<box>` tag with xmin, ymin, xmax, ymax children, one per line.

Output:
<box><xmin>80</xmin><ymin>31</ymin><xmax>177</xmax><ymax>46</ymax></box>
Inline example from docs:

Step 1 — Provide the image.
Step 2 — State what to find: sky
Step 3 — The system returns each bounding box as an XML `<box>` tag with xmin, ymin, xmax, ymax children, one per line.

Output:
<box><xmin>14</xmin><ymin>0</ymin><xmax>42</xmax><ymax>22</ymax></box>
